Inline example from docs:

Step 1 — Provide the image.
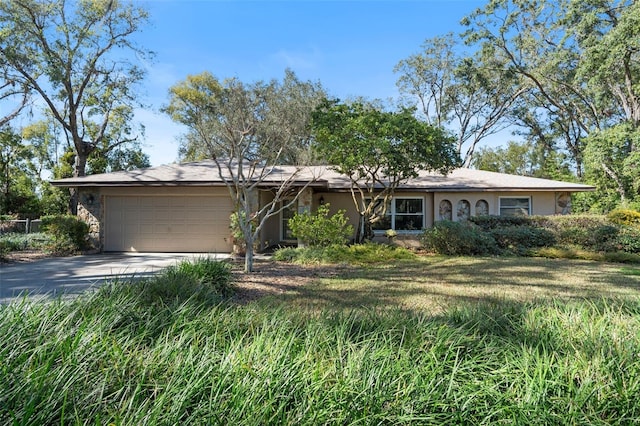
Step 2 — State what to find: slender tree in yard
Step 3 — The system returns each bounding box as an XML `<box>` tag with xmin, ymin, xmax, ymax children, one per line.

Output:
<box><xmin>164</xmin><ymin>70</ymin><xmax>326</xmax><ymax>273</ymax></box>
<box><xmin>0</xmin><ymin>0</ymin><xmax>151</xmax><ymax>213</ymax></box>
<box><xmin>312</xmin><ymin>100</ymin><xmax>459</xmax><ymax>242</ymax></box>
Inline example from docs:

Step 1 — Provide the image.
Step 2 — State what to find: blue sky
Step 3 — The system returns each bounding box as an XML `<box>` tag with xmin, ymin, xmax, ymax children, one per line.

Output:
<box><xmin>135</xmin><ymin>0</ymin><xmax>487</xmax><ymax>166</ymax></box>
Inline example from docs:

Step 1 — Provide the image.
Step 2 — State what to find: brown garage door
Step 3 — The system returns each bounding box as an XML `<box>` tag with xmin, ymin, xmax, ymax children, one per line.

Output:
<box><xmin>104</xmin><ymin>195</ymin><xmax>233</xmax><ymax>252</ymax></box>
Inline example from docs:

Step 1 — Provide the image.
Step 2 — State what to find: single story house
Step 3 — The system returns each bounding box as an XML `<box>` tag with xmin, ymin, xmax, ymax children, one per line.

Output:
<box><xmin>51</xmin><ymin>160</ymin><xmax>595</xmax><ymax>253</ymax></box>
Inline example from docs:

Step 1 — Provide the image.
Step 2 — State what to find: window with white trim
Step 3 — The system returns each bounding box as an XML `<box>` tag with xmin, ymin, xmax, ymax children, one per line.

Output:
<box><xmin>499</xmin><ymin>197</ymin><xmax>531</xmax><ymax>217</ymax></box>
<box><xmin>372</xmin><ymin>197</ymin><xmax>424</xmax><ymax>232</ymax></box>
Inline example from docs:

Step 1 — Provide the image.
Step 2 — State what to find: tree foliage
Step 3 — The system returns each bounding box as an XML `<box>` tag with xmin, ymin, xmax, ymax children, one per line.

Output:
<box><xmin>395</xmin><ymin>33</ymin><xmax>526</xmax><ymax>166</ymax></box>
<box><xmin>312</xmin><ymin>100</ymin><xmax>458</xmax><ymax>241</ymax></box>
<box><xmin>472</xmin><ymin>140</ymin><xmax>574</xmax><ymax>181</ymax></box>
<box><xmin>462</xmin><ymin>0</ymin><xmax>640</xmax><ymax>208</ymax></box>
<box><xmin>0</xmin><ymin>127</ymin><xmax>41</xmax><ymax>217</ymax></box>
<box><xmin>0</xmin><ymin>0</ymin><xmax>151</xmax><ymax>212</ymax></box>
<box><xmin>164</xmin><ymin>70</ymin><xmax>326</xmax><ymax>272</ymax></box>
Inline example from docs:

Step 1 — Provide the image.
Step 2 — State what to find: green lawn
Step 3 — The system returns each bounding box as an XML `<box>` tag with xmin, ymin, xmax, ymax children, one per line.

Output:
<box><xmin>269</xmin><ymin>256</ymin><xmax>640</xmax><ymax>313</ymax></box>
<box><xmin>2</xmin><ymin>256</ymin><xmax>640</xmax><ymax>425</ymax></box>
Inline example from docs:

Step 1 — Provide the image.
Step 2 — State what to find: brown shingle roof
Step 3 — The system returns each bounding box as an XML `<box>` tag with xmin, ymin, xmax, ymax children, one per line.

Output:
<box><xmin>51</xmin><ymin>160</ymin><xmax>595</xmax><ymax>192</ymax></box>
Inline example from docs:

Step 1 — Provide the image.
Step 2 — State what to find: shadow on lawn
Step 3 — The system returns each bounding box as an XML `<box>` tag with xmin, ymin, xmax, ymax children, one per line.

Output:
<box><xmin>267</xmin><ymin>256</ymin><xmax>640</xmax><ymax>313</ymax></box>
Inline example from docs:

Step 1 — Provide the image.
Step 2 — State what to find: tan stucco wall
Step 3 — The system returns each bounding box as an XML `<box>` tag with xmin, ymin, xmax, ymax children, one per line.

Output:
<box><xmin>433</xmin><ymin>191</ymin><xmax>560</xmax><ymax>222</ymax></box>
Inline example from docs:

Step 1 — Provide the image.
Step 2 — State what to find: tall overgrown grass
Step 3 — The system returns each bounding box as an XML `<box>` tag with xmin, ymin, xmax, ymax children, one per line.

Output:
<box><xmin>2</xmin><ymin>261</ymin><xmax>640</xmax><ymax>424</ymax></box>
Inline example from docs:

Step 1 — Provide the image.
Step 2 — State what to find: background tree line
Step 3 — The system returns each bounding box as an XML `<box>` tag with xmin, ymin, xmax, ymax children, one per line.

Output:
<box><xmin>1</xmin><ymin>0</ymin><xmax>637</xmax><ymax>225</ymax></box>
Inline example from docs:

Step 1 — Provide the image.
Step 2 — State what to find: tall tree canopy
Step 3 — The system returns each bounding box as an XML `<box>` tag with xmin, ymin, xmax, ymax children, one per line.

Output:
<box><xmin>0</xmin><ymin>0</ymin><xmax>151</xmax><ymax>212</ymax></box>
<box><xmin>395</xmin><ymin>34</ymin><xmax>526</xmax><ymax>167</ymax></box>
<box><xmin>0</xmin><ymin>127</ymin><xmax>41</xmax><ymax>217</ymax></box>
<box><xmin>462</xmin><ymin>0</ymin><xmax>639</xmax><ymax>208</ymax></box>
<box><xmin>0</xmin><ymin>67</ymin><xmax>29</xmax><ymax>128</ymax></box>
<box><xmin>312</xmin><ymin>100</ymin><xmax>459</xmax><ymax>241</ymax></box>
<box><xmin>164</xmin><ymin>70</ymin><xmax>327</xmax><ymax>272</ymax></box>
<box><xmin>471</xmin><ymin>140</ymin><xmax>574</xmax><ymax>181</ymax></box>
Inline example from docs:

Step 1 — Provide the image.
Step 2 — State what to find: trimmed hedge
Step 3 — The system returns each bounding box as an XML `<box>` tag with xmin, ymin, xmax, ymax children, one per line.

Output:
<box><xmin>424</xmin><ymin>214</ymin><xmax>640</xmax><ymax>258</ymax></box>
<box><xmin>490</xmin><ymin>226</ymin><xmax>556</xmax><ymax>255</ymax></box>
<box><xmin>421</xmin><ymin>221</ymin><xmax>498</xmax><ymax>256</ymax></box>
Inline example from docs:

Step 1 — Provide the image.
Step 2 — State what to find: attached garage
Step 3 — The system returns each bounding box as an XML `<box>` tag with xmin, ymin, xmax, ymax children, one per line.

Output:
<box><xmin>103</xmin><ymin>190</ymin><xmax>233</xmax><ymax>253</ymax></box>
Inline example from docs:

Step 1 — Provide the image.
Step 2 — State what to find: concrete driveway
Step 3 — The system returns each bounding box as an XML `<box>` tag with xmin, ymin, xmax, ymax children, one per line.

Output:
<box><xmin>0</xmin><ymin>253</ymin><xmax>230</xmax><ymax>304</ymax></box>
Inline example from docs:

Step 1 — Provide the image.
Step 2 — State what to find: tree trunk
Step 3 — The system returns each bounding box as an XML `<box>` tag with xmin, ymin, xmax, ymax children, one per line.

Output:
<box><xmin>69</xmin><ymin>141</ymin><xmax>93</xmax><ymax>215</ymax></box>
<box><xmin>244</xmin><ymin>242</ymin><xmax>254</xmax><ymax>273</ymax></box>
<box><xmin>601</xmin><ymin>162</ymin><xmax>628</xmax><ymax>201</ymax></box>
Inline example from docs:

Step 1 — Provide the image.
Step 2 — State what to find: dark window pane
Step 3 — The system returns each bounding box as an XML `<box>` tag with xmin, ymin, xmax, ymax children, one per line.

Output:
<box><xmin>396</xmin><ymin>199</ymin><xmax>422</xmax><ymax>213</ymax></box>
<box><xmin>395</xmin><ymin>215</ymin><xmax>423</xmax><ymax>230</ymax></box>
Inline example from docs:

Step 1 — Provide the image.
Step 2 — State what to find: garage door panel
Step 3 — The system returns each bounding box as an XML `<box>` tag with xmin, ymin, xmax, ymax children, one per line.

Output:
<box><xmin>105</xmin><ymin>195</ymin><xmax>232</xmax><ymax>252</ymax></box>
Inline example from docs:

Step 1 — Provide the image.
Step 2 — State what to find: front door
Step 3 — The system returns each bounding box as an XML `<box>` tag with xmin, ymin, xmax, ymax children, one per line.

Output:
<box><xmin>281</xmin><ymin>200</ymin><xmax>297</xmax><ymax>242</ymax></box>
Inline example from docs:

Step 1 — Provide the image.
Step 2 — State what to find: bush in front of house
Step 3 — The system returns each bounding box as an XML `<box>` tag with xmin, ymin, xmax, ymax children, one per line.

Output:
<box><xmin>607</xmin><ymin>208</ymin><xmax>640</xmax><ymax>228</ymax></box>
<box><xmin>489</xmin><ymin>225</ymin><xmax>556</xmax><ymax>255</ymax></box>
<box><xmin>421</xmin><ymin>220</ymin><xmax>498</xmax><ymax>256</ymax></box>
<box><xmin>40</xmin><ymin>215</ymin><xmax>89</xmax><ymax>254</ymax></box>
<box><xmin>95</xmin><ymin>258</ymin><xmax>235</xmax><ymax>310</ymax></box>
<box><xmin>469</xmin><ymin>215</ymin><xmax>534</xmax><ymax>230</ymax></box>
<box><xmin>541</xmin><ymin>215</ymin><xmax>622</xmax><ymax>252</ymax></box>
<box><xmin>468</xmin><ymin>215</ymin><xmax>555</xmax><ymax>255</ymax></box>
<box><xmin>288</xmin><ymin>203</ymin><xmax>354</xmax><ymax>247</ymax></box>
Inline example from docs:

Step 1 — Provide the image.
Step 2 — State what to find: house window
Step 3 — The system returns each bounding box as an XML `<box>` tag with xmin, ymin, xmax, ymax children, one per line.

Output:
<box><xmin>281</xmin><ymin>200</ymin><xmax>297</xmax><ymax>241</ymax></box>
<box><xmin>475</xmin><ymin>199</ymin><xmax>489</xmax><ymax>216</ymax></box>
<box><xmin>457</xmin><ymin>200</ymin><xmax>470</xmax><ymax>221</ymax></box>
<box><xmin>499</xmin><ymin>197</ymin><xmax>531</xmax><ymax>217</ymax></box>
<box><xmin>439</xmin><ymin>200</ymin><xmax>452</xmax><ymax>221</ymax></box>
<box><xmin>373</xmin><ymin>197</ymin><xmax>424</xmax><ymax>232</ymax></box>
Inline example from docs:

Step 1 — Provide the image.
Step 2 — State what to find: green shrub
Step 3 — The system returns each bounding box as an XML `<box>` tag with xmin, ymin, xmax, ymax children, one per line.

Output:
<box><xmin>539</xmin><ymin>215</ymin><xmax>617</xmax><ymax>252</ymax></box>
<box><xmin>288</xmin><ymin>203</ymin><xmax>354</xmax><ymax>247</ymax></box>
<box><xmin>40</xmin><ymin>215</ymin><xmax>89</xmax><ymax>254</ymax></box>
<box><xmin>421</xmin><ymin>221</ymin><xmax>498</xmax><ymax>256</ymax></box>
<box><xmin>489</xmin><ymin>225</ymin><xmax>556</xmax><ymax>255</ymax></box>
<box><xmin>469</xmin><ymin>215</ymin><xmax>534</xmax><ymax>230</ymax></box>
<box><xmin>607</xmin><ymin>209</ymin><xmax>640</xmax><ymax>227</ymax></box>
<box><xmin>274</xmin><ymin>242</ymin><xmax>416</xmax><ymax>265</ymax></box>
<box><xmin>610</xmin><ymin>226</ymin><xmax>640</xmax><ymax>253</ymax></box>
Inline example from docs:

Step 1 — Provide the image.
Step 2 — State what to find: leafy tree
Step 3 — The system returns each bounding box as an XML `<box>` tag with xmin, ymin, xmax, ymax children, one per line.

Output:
<box><xmin>312</xmin><ymin>100</ymin><xmax>458</xmax><ymax>241</ymax></box>
<box><xmin>582</xmin><ymin>122</ymin><xmax>640</xmax><ymax>210</ymax></box>
<box><xmin>0</xmin><ymin>0</ymin><xmax>151</xmax><ymax>213</ymax></box>
<box><xmin>462</xmin><ymin>0</ymin><xmax>639</xmax><ymax>188</ymax></box>
<box><xmin>164</xmin><ymin>70</ymin><xmax>326</xmax><ymax>273</ymax></box>
<box><xmin>0</xmin><ymin>127</ymin><xmax>41</xmax><ymax>217</ymax></box>
<box><xmin>471</xmin><ymin>140</ymin><xmax>573</xmax><ymax>180</ymax></box>
<box><xmin>395</xmin><ymin>34</ymin><xmax>526</xmax><ymax>167</ymax></box>
<box><xmin>87</xmin><ymin>141</ymin><xmax>150</xmax><ymax>174</ymax></box>
<box><xmin>0</xmin><ymin>66</ymin><xmax>29</xmax><ymax>128</ymax></box>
